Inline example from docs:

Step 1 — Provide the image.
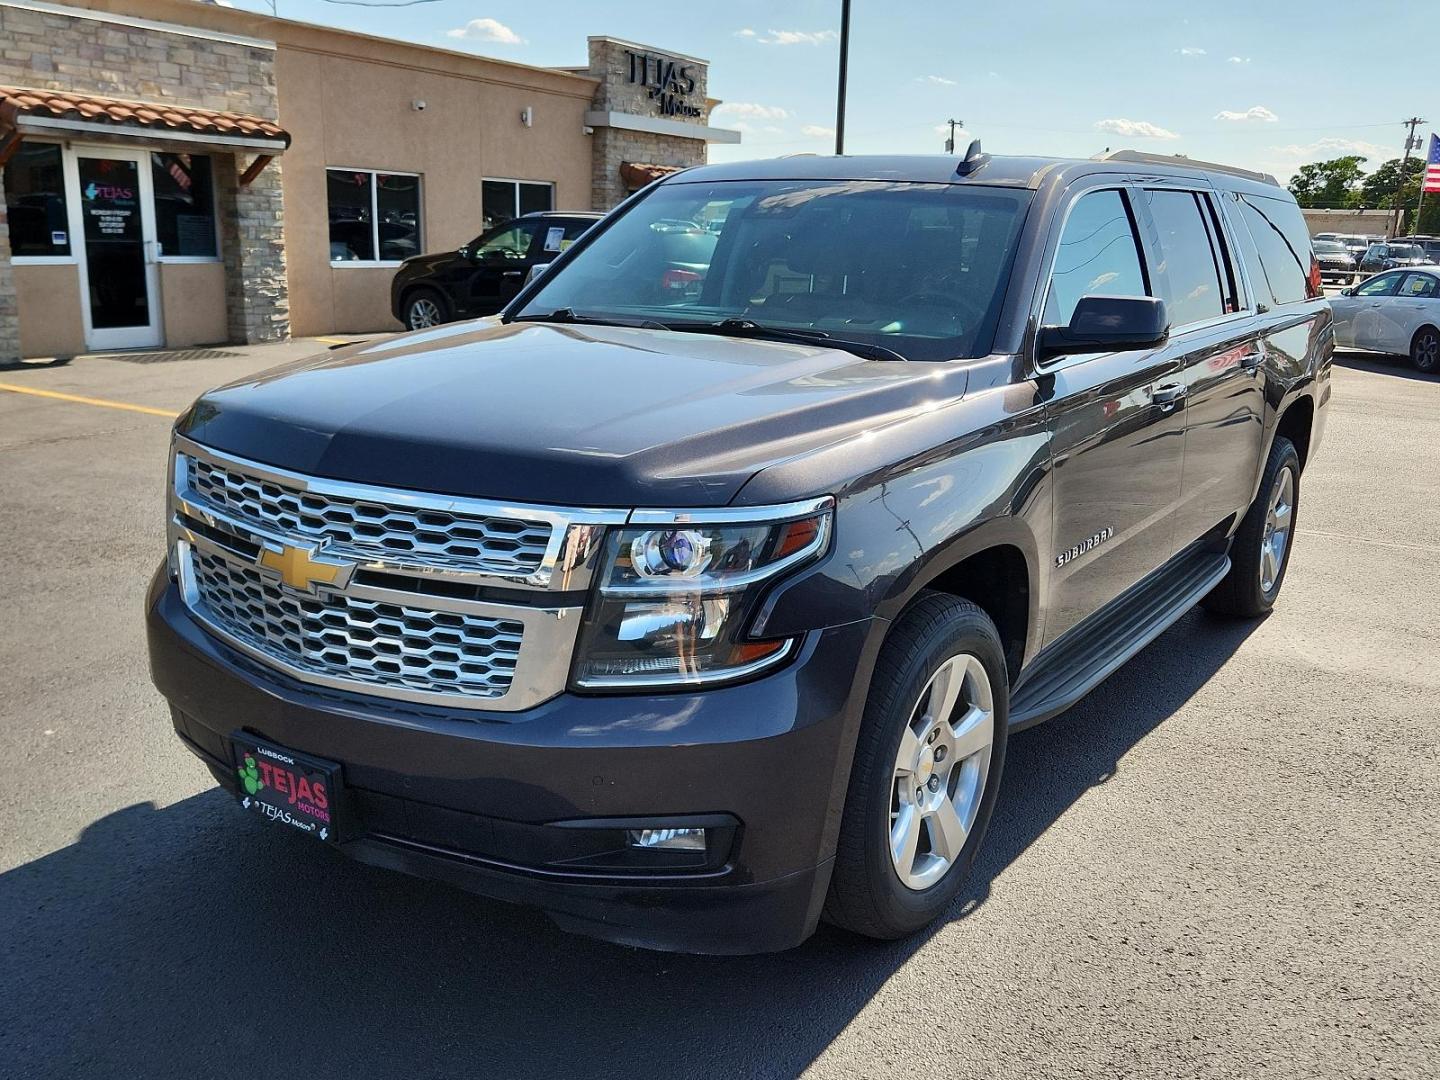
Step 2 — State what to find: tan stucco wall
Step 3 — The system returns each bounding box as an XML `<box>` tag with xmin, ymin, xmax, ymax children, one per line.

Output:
<box><xmin>276</xmin><ymin>40</ymin><xmax>597</xmax><ymax>336</ymax></box>
<box><xmin>14</xmin><ymin>264</ymin><xmax>86</xmax><ymax>359</ymax></box>
<box><xmin>160</xmin><ymin>262</ymin><xmax>228</xmax><ymax>347</ymax></box>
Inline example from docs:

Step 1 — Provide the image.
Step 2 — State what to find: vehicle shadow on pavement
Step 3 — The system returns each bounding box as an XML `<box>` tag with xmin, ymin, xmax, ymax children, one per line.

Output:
<box><xmin>1332</xmin><ymin>350</ymin><xmax>1436</xmax><ymax>382</ymax></box>
<box><xmin>0</xmin><ymin>609</ymin><xmax>1257</xmax><ymax>1080</ymax></box>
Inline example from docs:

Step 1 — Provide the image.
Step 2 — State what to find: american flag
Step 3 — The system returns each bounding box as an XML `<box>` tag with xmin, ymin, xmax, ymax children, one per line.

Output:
<box><xmin>1425</xmin><ymin>133</ymin><xmax>1440</xmax><ymax>195</ymax></box>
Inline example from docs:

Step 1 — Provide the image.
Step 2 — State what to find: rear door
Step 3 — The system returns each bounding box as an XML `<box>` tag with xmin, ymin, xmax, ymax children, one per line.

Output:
<box><xmin>1132</xmin><ymin>184</ymin><xmax>1266</xmax><ymax>550</ymax></box>
<box><xmin>1038</xmin><ymin>184</ymin><xmax>1188</xmax><ymax>645</ymax></box>
<box><xmin>1390</xmin><ymin>272</ymin><xmax>1440</xmax><ymax>352</ymax></box>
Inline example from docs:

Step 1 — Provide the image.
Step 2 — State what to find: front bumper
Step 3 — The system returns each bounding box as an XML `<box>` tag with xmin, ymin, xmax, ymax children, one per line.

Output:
<box><xmin>146</xmin><ymin>565</ymin><xmax>878</xmax><ymax>953</ymax></box>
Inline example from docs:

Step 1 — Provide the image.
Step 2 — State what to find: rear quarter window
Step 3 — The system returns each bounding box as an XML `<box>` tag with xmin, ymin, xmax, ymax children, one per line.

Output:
<box><xmin>1237</xmin><ymin>194</ymin><xmax>1312</xmax><ymax>306</ymax></box>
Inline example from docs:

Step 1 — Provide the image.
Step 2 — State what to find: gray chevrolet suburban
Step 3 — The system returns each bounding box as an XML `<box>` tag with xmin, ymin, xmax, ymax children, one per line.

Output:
<box><xmin>147</xmin><ymin>148</ymin><xmax>1331</xmax><ymax>953</ymax></box>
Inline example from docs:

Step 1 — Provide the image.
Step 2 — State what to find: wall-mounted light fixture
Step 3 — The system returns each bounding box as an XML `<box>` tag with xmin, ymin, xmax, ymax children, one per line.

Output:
<box><xmin>520</xmin><ymin>106</ymin><xmax>533</xmax><ymax>127</ymax></box>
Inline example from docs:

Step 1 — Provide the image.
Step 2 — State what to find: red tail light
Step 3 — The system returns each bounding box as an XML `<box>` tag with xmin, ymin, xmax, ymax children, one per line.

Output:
<box><xmin>1307</xmin><ymin>255</ymin><xmax>1323</xmax><ymax>299</ymax></box>
<box><xmin>662</xmin><ymin>268</ymin><xmax>703</xmax><ymax>292</ymax></box>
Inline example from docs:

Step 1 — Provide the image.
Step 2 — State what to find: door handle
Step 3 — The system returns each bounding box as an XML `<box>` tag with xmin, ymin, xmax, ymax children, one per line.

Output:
<box><xmin>1241</xmin><ymin>351</ymin><xmax>1263</xmax><ymax>371</ymax></box>
<box><xmin>501</xmin><ymin>270</ymin><xmax>523</xmax><ymax>279</ymax></box>
<box><xmin>1151</xmin><ymin>382</ymin><xmax>1188</xmax><ymax>410</ymax></box>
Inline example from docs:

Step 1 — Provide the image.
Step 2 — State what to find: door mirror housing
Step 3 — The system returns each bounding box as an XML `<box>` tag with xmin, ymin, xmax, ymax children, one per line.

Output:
<box><xmin>1339</xmin><ymin>287</ymin><xmax>1354</xmax><ymax>297</ymax></box>
<box><xmin>1038</xmin><ymin>295</ymin><xmax>1170</xmax><ymax>358</ymax></box>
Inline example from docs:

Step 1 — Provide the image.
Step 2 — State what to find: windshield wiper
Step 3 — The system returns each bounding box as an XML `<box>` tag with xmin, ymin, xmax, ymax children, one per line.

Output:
<box><xmin>510</xmin><ymin>308</ymin><xmax>669</xmax><ymax>330</ymax></box>
<box><xmin>663</xmin><ymin>318</ymin><xmax>909</xmax><ymax>362</ymax></box>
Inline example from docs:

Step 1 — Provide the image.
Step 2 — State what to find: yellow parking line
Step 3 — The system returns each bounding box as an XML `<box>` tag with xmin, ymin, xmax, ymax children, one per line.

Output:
<box><xmin>0</xmin><ymin>382</ymin><xmax>178</xmax><ymax>418</ymax></box>
<box><xmin>313</xmin><ymin>336</ymin><xmax>352</xmax><ymax>345</ymax></box>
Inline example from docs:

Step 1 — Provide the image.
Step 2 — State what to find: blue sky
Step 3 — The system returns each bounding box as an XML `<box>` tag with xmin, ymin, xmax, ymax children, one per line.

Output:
<box><xmin>229</xmin><ymin>0</ymin><xmax>1434</xmax><ymax>183</ymax></box>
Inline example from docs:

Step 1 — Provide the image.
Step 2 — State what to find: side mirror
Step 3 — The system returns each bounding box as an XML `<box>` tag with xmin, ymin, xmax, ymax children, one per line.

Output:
<box><xmin>1038</xmin><ymin>295</ymin><xmax>1170</xmax><ymax>359</ymax></box>
<box><xmin>525</xmin><ymin>262</ymin><xmax>552</xmax><ymax>285</ymax></box>
<box><xmin>458</xmin><ymin>244</ymin><xmax>472</xmax><ymax>260</ymax></box>
<box><xmin>1339</xmin><ymin>287</ymin><xmax>1354</xmax><ymax>297</ymax></box>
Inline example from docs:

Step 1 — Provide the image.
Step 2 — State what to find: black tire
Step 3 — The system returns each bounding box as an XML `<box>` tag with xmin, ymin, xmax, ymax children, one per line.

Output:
<box><xmin>402</xmin><ymin>288</ymin><xmax>450</xmax><ymax>331</ymax></box>
<box><xmin>1203</xmin><ymin>436</ymin><xmax>1300</xmax><ymax>617</ymax></box>
<box><xmin>1410</xmin><ymin>326</ymin><xmax>1440</xmax><ymax>375</ymax></box>
<box><xmin>823</xmin><ymin>592</ymin><xmax>1009</xmax><ymax>940</ymax></box>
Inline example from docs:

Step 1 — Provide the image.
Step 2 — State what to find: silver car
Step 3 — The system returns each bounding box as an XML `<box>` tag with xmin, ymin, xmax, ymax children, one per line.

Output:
<box><xmin>1330</xmin><ymin>267</ymin><xmax>1440</xmax><ymax>373</ymax></box>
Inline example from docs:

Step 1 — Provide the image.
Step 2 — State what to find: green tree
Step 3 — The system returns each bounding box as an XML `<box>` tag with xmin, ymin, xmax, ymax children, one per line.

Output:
<box><xmin>1359</xmin><ymin>157</ymin><xmax>1425</xmax><ymax>209</ymax></box>
<box><xmin>1288</xmin><ymin>156</ymin><xmax>1367</xmax><ymax>208</ymax></box>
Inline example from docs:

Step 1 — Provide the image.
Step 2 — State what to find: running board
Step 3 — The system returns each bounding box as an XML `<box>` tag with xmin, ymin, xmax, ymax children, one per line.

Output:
<box><xmin>1008</xmin><ymin>550</ymin><xmax>1231</xmax><ymax>732</ymax></box>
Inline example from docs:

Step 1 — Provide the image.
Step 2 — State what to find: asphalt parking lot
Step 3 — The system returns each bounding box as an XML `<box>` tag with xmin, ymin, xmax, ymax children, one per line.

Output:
<box><xmin>1</xmin><ymin>341</ymin><xmax>1437</xmax><ymax>1079</ymax></box>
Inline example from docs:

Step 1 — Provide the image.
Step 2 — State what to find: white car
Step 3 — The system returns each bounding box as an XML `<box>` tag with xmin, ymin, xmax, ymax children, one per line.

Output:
<box><xmin>1330</xmin><ymin>267</ymin><xmax>1440</xmax><ymax>374</ymax></box>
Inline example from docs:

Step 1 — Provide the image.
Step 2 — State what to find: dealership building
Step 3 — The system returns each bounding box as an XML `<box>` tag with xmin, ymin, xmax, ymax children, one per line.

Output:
<box><xmin>0</xmin><ymin>0</ymin><xmax>738</xmax><ymax>362</ymax></box>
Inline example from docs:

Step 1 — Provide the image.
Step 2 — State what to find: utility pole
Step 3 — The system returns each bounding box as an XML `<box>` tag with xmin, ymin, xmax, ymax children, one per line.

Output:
<box><xmin>1391</xmin><ymin>116</ymin><xmax>1426</xmax><ymax>237</ymax></box>
<box><xmin>834</xmin><ymin>0</ymin><xmax>851</xmax><ymax>155</ymax></box>
<box><xmin>944</xmin><ymin>118</ymin><xmax>963</xmax><ymax>154</ymax></box>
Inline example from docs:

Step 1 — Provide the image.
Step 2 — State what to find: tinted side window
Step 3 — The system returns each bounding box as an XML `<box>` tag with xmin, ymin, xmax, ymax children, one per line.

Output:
<box><xmin>1144</xmin><ymin>190</ymin><xmax>1226</xmax><ymax>327</ymax></box>
<box><xmin>1044</xmin><ymin>189</ymin><xmax>1147</xmax><ymax>326</ymax></box>
<box><xmin>1400</xmin><ymin>273</ymin><xmax>1438</xmax><ymax>298</ymax></box>
<box><xmin>1238</xmin><ymin>194</ymin><xmax>1310</xmax><ymax>305</ymax></box>
<box><xmin>1355</xmin><ymin>272</ymin><xmax>1402</xmax><ymax>297</ymax></box>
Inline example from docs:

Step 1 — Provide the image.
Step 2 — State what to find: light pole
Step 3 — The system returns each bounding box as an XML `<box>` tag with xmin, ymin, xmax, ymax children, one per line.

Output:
<box><xmin>835</xmin><ymin>0</ymin><xmax>851</xmax><ymax>155</ymax></box>
<box><xmin>1391</xmin><ymin>117</ymin><xmax>1426</xmax><ymax>237</ymax></box>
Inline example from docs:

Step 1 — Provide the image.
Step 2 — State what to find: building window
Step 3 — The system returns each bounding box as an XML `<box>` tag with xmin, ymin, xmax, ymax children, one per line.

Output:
<box><xmin>482</xmin><ymin>178</ymin><xmax>554</xmax><ymax>232</ymax></box>
<box><xmin>151</xmin><ymin>152</ymin><xmax>218</xmax><ymax>259</ymax></box>
<box><xmin>3</xmin><ymin>142</ymin><xmax>71</xmax><ymax>259</ymax></box>
<box><xmin>327</xmin><ymin>168</ymin><xmax>422</xmax><ymax>265</ymax></box>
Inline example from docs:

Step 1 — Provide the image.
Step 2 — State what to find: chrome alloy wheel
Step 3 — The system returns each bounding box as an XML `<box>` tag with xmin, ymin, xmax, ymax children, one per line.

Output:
<box><xmin>1260</xmin><ymin>465</ymin><xmax>1295</xmax><ymax>594</ymax></box>
<box><xmin>407</xmin><ymin>296</ymin><xmax>442</xmax><ymax>329</ymax></box>
<box><xmin>889</xmin><ymin>652</ymin><xmax>995</xmax><ymax>891</ymax></box>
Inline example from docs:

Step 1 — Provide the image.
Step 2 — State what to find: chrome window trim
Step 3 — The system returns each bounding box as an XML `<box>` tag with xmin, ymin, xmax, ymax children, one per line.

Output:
<box><xmin>627</xmin><ymin>495</ymin><xmax>833</xmax><ymax>527</ymax></box>
<box><xmin>175</xmin><ymin>534</ymin><xmax>582</xmax><ymax>713</ymax></box>
<box><xmin>173</xmin><ymin>435</ymin><xmax>627</xmax><ymax>592</ymax></box>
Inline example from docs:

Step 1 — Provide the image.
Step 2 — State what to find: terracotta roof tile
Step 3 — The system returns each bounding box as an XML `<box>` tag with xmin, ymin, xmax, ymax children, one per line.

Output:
<box><xmin>0</xmin><ymin>85</ymin><xmax>289</xmax><ymax>146</ymax></box>
<box><xmin>620</xmin><ymin>161</ymin><xmax>685</xmax><ymax>189</ymax></box>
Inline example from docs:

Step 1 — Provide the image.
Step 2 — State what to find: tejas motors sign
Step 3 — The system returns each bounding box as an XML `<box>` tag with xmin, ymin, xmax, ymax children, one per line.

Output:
<box><xmin>625</xmin><ymin>49</ymin><xmax>702</xmax><ymax>119</ymax></box>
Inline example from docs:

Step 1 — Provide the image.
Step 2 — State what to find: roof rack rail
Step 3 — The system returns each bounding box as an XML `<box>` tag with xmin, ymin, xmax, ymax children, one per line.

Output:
<box><xmin>1093</xmin><ymin>149</ymin><xmax>1279</xmax><ymax>187</ymax></box>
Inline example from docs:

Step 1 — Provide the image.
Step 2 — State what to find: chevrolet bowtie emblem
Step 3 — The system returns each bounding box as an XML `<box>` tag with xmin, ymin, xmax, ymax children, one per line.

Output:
<box><xmin>258</xmin><ymin>543</ymin><xmax>354</xmax><ymax>593</ymax></box>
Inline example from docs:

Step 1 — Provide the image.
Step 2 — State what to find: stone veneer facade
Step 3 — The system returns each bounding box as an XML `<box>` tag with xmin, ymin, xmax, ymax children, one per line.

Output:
<box><xmin>585</xmin><ymin>37</ymin><xmax>713</xmax><ymax>210</ymax></box>
<box><xmin>0</xmin><ymin>171</ymin><xmax>17</xmax><ymax>364</ymax></box>
<box><xmin>0</xmin><ymin>2</ymin><xmax>289</xmax><ymax>360</ymax></box>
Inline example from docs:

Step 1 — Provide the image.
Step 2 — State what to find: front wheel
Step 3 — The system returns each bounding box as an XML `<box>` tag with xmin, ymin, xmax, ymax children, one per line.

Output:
<box><xmin>1204</xmin><ymin>436</ymin><xmax>1300</xmax><ymax>617</ymax></box>
<box><xmin>1411</xmin><ymin>327</ymin><xmax>1440</xmax><ymax>375</ymax></box>
<box><xmin>402</xmin><ymin>288</ymin><xmax>449</xmax><ymax>331</ymax></box>
<box><xmin>824</xmin><ymin>593</ymin><xmax>1008</xmax><ymax>940</ymax></box>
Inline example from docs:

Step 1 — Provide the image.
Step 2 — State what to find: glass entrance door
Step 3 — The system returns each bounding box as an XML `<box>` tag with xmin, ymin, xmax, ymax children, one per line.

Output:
<box><xmin>73</xmin><ymin>151</ymin><xmax>162</xmax><ymax>350</ymax></box>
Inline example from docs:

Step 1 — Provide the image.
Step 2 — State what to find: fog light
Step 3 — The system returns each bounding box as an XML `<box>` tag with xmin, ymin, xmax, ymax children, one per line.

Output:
<box><xmin>626</xmin><ymin>827</ymin><xmax>707</xmax><ymax>852</ymax></box>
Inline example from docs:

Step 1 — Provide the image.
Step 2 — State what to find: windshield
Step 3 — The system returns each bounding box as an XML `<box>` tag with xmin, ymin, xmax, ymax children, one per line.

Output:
<box><xmin>1313</xmin><ymin>240</ymin><xmax>1345</xmax><ymax>253</ymax></box>
<box><xmin>514</xmin><ymin>180</ymin><xmax>1033</xmax><ymax>361</ymax></box>
<box><xmin>1389</xmin><ymin>244</ymin><xmax>1425</xmax><ymax>259</ymax></box>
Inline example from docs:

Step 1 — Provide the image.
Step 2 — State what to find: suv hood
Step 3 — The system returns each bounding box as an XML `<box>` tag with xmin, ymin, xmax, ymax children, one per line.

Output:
<box><xmin>179</xmin><ymin>320</ymin><xmax>970</xmax><ymax>507</ymax></box>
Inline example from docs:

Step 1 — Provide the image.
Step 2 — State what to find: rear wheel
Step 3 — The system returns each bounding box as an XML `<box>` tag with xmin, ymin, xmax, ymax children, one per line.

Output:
<box><xmin>824</xmin><ymin>593</ymin><xmax>1008</xmax><ymax>940</ymax></box>
<box><xmin>1204</xmin><ymin>436</ymin><xmax>1300</xmax><ymax>617</ymax></box>
<box><xmin>1411</xmin><ymin>326</ymin><xmax>1440</xmax><ymax>375</ymax></box>
<box><xmin>402</xmin><ymin>288</ymin><xmax>449</xmax><ymax>330</ymax></box>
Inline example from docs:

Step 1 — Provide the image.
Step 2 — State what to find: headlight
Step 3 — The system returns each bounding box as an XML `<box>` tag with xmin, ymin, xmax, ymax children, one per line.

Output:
<box><xmin>570</xmin><ymin>498</ymin><xmax>833</xmax><ymax>690</ymax></box>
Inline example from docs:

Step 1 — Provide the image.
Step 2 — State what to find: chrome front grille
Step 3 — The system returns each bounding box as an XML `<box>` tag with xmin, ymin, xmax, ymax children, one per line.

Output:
<box><xmin>184</xmin><ymin>453</ymin><xmax>554</xmax><ymax>578</ymax></box>
<box><xmin>168</xmin><ymin>437</ymin><xmax>626</xmax><ymax>711</ymax></box>
<box><xmin>188</xmin><ymin>547</ymin><xmax>523</xmax><ymax>701</ymax></box>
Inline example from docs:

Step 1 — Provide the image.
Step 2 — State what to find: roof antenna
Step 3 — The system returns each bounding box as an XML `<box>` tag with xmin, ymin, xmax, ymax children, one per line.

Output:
<box><xmin>955</xmin><ymin>138</ymin><xmax>989</xmax><ymax>176</ymax></box>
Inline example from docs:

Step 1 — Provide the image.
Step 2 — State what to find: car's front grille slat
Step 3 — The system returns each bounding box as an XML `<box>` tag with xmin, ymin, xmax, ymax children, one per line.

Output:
<box><xmin>189</xmin><ymin>547</ymin><xmax>524</xmax><ymax>701</ymax></box>
<box><xmin>185</xmin><ymin>455</ymin><xmax>554</xmax><ymax>578</ymax></box>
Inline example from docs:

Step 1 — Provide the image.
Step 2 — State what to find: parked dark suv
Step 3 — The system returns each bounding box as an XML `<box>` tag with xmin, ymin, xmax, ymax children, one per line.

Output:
<box><xmin>148</xmin><ymin>149</ymin><xmax>1330</xmax><ymax>954</ymax></box>
<box><xmin>390</xmin><ymin>211</ymin><xmax>602</xmax><ymax>329</ymax></box>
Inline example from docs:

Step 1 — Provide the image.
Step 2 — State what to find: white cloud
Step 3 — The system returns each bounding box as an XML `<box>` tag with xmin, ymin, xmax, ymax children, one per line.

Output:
<box><xmin>1270</xmin><ymin>137</ymin><xmax>1387</xmax><ymax>161</ymax></box>
<box><xmin>445</xmin><ymin>18</ymin><xmax>524</xmax><ymax>44</ymax></box>
<box><xmin>735</xmin><ymin>28</ymin><xmax>757</xmax><ymax>38</ymax></box>
<box><xmin>801</xmin><ymin>124</ymin><xmax>836</xmax><ymax>139</ymax></box>
<box><xmin>1215</xmin><ymin>105</ymin><xmax>1278</xmax><ymax>123</ymax></box>
<box><xmin>1094</xmin><ymin>117</ymin><xmax>1180</xmax><ymax>140</ymax></box>
<box><xmin>916</xmin><ymin>75</ymin><xmax>957</xmax><ymax>86</ymax></box>
<box><xmin>712</xmin><ymin>102</ymin><xmax>790</xmax><ymax>121</ymax></box>
<box><xmin>1227</xmin><ymin>55</ymin><xmax>1251</xmax><ymax>64</ymax></box>
<box><xmin>745</xmin><ymin>29</ymin><xmax>839</xmax><ymax>46</ymax></box>
<box><xmin>1178</xmin><ymin>46</ymin><xmax>1206</xmax><ymax>56</ymax></box>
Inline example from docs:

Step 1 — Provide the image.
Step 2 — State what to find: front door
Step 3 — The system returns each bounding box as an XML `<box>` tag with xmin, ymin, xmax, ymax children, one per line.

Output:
<box><xmin>71</xmin><ymin>150</ymin><xmax>162</xmax><ymax>350</ymax></box>
<box><xmin>466</xmin><ymin>220</ymin><xmax>543</xmax><ymax>315</ymax></box>
<box><xmin>1038</xmin><ymin>186</ymin><xmax>1188</xmax><ymax>646</ymax></box>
